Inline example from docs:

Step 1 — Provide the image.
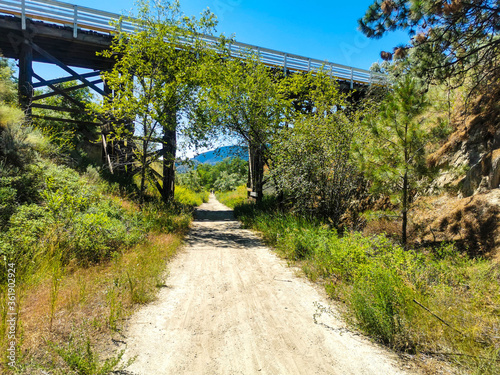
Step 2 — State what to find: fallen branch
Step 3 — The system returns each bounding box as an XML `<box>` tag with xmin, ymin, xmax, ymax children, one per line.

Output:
<box><xmin>273</xmin><ymin>276</ymin><xmax>292</xmax><ymax>283</ymax></box>
<box><xmin>412</xmin><ymin>299</ymin><xmax>465</xmax><ymax>336</ymax></box>
<box><xmin>422</xmin><ymin>351</ymin><xmax>500</xmax><ymax>362</ymax></box>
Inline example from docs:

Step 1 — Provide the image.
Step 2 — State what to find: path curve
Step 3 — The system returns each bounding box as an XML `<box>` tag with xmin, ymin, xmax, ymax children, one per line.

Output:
<box><xmin>122</xmin><ymin>194</ymin><xmax>414</xmax><ymax>375</ymax></box>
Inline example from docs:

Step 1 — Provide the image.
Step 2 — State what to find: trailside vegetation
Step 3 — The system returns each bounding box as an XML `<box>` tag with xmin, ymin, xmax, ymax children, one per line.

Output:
<box><xmin>0</xmin><ymin>54</ymin><xmax>205</xmax><ymax>374</ymax></box>
<box><xmin>234</xmin><ymin>199</ymin><xmax>500</xmax><ymax>374</ymax></box>
<box><xmin>271</xmin><ymin>73</ymin><xmax>362</xmax><ymax>226</ymax></box>
<box><xmin>93</xmin><ymin>0</ymin><xmax>218</xmax><ymax>203</ymax></box>
<box><xmin>177</xmin><ymin>157</ymin><xmax>248</xmax><ymax>193</ymax></box>
<box><xmin>355</xmin><ymin>75</ymin><xmax>431</xmax><ymax>246</ymax></box>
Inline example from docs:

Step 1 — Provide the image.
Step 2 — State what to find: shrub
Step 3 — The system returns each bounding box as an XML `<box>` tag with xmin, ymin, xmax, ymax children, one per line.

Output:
<box><xmin>0</xmin><ymin>121</ymin><xmax>33</xmax><ymax>168</ymax></box>
<box><xmin>217</xmin><ymin>185</ymin><xmax>249</xmax><ymax>208</ymax></box>
<box><xmin>351</xmin><ymin>265</ymin><xmax>415</xmax><ymax>350</ymax></box>
<box><xmin>174</xmin><ymin>185</ymin><xmax>208</xmax><ymax>207</ymax></box>
<box><xmin>66</xmin><ymin>212</ymin><xmax>129</xmax><ymax>264</ymax></box>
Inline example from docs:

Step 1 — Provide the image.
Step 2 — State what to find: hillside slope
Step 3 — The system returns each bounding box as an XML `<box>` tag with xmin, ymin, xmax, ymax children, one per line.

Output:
<box><xmin>417</xmin><ymin>85</ymin><xmax>500</xmax><ymax>257</ymax></box>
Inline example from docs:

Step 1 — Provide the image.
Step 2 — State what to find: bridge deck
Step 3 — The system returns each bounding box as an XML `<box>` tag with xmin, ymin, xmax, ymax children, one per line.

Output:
<box><xmin>0</xmin><ymin>0</ymin><xmax>385</xmax><ymax>86</ymax></box>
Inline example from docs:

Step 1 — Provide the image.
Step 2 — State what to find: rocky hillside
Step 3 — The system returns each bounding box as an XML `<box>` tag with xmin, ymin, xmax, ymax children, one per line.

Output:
<box><xmin>428</xmin><ymin>84</ymin><xmax>500</xmax><ymax>196</ymax></box>
<box><xmin>417</xmin><ymin>84</ymin><xmax>500</xmax><ymax>257</ymax></box>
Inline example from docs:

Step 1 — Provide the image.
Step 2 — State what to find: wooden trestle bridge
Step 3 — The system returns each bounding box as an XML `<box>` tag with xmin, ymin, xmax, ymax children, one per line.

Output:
<box><xmin>0</xmin><ymin>0</ymin><xmax>385</xmax><ymax>172</ymax></box>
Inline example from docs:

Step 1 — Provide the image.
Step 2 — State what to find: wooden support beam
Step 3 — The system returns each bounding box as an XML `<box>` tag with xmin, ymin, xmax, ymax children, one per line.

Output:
<box><xmin>30</xmin><ymin>42</ymin><xmax>106</xmax><ymax>96</ymax></box>
<box><xmin>32</xmin><ymin>72</ymin><xmax>86</xmax><ymax>109</ymax></box>
<box><xmin>32</xmin><ymin>70</ymin><xmax>102</xmax><ymax>89</ymax></box>
<box><xmin>18</xmin><ymin>38</ymin><xmax>33</xmax><ymax>116</ymax></box>
<box><xmin>31</xmin><ymin>103</ymin><xmax>81</xmax><ymax>113</ymax></box>
<box><xmin>31</xmin><ymin>114</ymin><xmax>101</xmax><ymax>128</ymax></box>
<box><xmin>31</xmin><ymin>73</ymin><xmax>112</xmax><ymax>127</ymax></box>
<box><xmin>32</xmin><ymin>78</ymin><xmax>102</xmax><ymax>101</ymax></box>
<box><xmin>101</xmin><ymin>133</ymin><xmax>114</xmax><ymax>174</ymax></box>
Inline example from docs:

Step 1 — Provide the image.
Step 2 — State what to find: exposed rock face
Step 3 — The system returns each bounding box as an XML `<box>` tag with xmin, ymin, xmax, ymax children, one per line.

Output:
<box><xmin>428</xmin><ymin>87</ymin><xmax>500</xmax><ymax>197</ymax></box>
<box><xmin>489</xmin><ymin>148</ymin><xmax>500</xmax><ymax>190</ymax></box>
<box><xmin>461</xmin><ymin>147</ymin><xmax>500</xmax><ymax>196</ymax></box>
<box><xmin>416</xmin><ymin>87</ymin><xmax>500</xmax><ymax>256</ymax></box>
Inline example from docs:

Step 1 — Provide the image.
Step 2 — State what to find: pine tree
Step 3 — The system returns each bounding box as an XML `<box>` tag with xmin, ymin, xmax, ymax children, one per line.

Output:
<box><xmin>359</xmin><ymin>0</ymin><xmax>500</xmax><ymax>88</ymax></box>
<box><xmin>356</xmin><ymin>75</ymin><xmax>429</xmax><ymax>246</ymax></box>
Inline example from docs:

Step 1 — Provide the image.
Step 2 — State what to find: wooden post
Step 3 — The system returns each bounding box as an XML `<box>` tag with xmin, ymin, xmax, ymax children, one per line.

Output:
<box><xmin>162</xmin><ymin>111</ymin><xmax>177</xmax><ymax>202</ymax></box>
<box><xmin>248</xmin><ymin>142</ymin><xmax>264</xmax><ymax>202</ymax></box>
<box><xmin>102</xmin><ymin>81</ymin><xmax>113</xmax><ymax>169</ymax></box>
<box><xmin>18</xmin><ymin>39</ymin><xmax>33</xmax><ymax>116</ymax></box>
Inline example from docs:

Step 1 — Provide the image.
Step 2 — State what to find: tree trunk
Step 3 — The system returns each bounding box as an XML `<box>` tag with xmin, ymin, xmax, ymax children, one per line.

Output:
<box><xmin>140</xmin><ymin>139</ymin><xmax>147</xmax><ymax>204</ymax></box>
<box><xmin>248</xmin><ymin>142</ymin><xmax>264</xmax><ymax>202</ymax></box>
<box><xmin>162</xmin><ymin>112</ymin><xmax>177</xmax><ymax>202</ymax></box>
<box><xmin>402</xmin><ymin>170</ymin><xmax>408</xmax><ymax>249</ymax></box>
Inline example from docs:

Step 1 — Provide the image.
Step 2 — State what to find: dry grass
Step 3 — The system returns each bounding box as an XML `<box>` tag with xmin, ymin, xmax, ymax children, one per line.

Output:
<box><xmin>412</xmin><ymin>190</ymin><xmax>500</xmax><ymax>257</ymax></box>
<box><xmin>1</xmin><ymin>232</ymin><xmax>183</xmax><ymax>374</ymax></box>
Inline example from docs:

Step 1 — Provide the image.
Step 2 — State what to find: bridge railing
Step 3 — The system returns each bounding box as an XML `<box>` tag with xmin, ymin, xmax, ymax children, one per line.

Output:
<box><xmin>0</xmin><ymin>0</ymin><xmax>386</xmax><ymax>86</ymax></box>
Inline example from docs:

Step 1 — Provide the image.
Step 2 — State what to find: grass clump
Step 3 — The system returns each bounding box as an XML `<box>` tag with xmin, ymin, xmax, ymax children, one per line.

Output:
<box><xmin>48</xmin><ymin>330</ymin><xmax>134</xmax><ymax>375</ymax></box>
<box><xmin>234</xmin><ymin>197</ymin><xmax>500</xmax><ymax>374</ymax></box>
<box><xmin>174</xmin><ymin>185</ymin><xmax>209</xmax><ymax>207</ymax></box>
<box><xmin>216</xmin><ymin>185</ymin><xmax>248</xmax><ymax>208</ymax></box>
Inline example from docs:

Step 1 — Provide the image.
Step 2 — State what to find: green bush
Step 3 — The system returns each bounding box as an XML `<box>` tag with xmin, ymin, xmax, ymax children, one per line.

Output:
<box><xmin>67</xmin><ymin>212</ymin><xmax>129</xmax><ymax>264</ymax></box>
<box><xmin>174</xmin><ymin>185</ymin><xmax>208</xmax><ymax>207</ymax></box>
<box><xmin>217</xmin><ymin>185</ymin><xmax>249</xmax><ymax>209</ymax></box>
<box><xmin>351</xmin><ymin>265</ymin><xmax>415</xmax><ymax>349</ymax></box>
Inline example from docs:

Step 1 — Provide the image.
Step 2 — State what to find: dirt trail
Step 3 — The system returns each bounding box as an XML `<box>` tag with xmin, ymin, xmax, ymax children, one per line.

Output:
<box><xmin>121</xmin><ymin>194</ymin><xmax>413</xmax><ymax>375</ymax></box>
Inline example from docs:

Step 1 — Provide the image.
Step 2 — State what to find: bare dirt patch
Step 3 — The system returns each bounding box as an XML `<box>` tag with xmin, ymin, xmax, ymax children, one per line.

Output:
<box><xmin>120</xmin><ymin>195</ymin><xmax>416</xmax><ymax>375</ymax></box>
<box><xmin>413</xmin><ymin>190</ymin><xmax>500</xmax><ymax>257</ymax></box>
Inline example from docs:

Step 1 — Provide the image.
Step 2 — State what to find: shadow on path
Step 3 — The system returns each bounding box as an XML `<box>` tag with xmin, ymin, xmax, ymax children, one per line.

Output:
<box><xmin>194</xmin><ymin>209</ymin><xmax>235</xmax><ymax>222</ymax></box>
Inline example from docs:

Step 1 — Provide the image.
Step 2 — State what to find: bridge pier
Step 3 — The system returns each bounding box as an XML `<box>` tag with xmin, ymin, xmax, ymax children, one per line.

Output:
<box><xmin>18</xmin><ymin>37</ymin><xmax>33</xmax><ymax>116</ymax></box>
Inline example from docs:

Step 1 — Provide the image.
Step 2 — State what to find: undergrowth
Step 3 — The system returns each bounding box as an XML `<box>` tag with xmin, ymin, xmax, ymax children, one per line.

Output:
<box><xmin>216</xmin><ymin>185</ymin><xmax>248</xmax><ymax>208</ymax></box>
<box><xmin>175</xmin><ymin>185</ymin><xmax>209</xmax><ymax>207</ymax></box>
<box><xmin>235</xmin><ymin>197</ymin><xmax>500</xmax><ymax>374</ymax></box>
<box><xmin>0</xmin><ymin>119</ymin><xmax>199</xmax><ymax>373</ymax></box>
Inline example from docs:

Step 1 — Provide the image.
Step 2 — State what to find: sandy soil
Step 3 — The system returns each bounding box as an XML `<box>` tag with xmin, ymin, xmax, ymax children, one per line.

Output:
<box><xmin>121</xmin><ymin>194</ymin><xmax>414</xmax><ymax>375</ymax></box>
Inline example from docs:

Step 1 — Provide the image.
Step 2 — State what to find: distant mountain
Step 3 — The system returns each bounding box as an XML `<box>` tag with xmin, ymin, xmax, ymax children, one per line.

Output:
<box><xmin>176</xmin><ymin>145</ymin><xmax>248</xmax><ymax>173</ymax></box>
<box><xmin>191</xmin><ymin>145</ymin><xmax>248</xmax><ymax>165</ymax></box>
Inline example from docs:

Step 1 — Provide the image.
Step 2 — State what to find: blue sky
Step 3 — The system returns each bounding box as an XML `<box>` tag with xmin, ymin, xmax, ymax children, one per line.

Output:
<box><xmin>23</xmin><ymin>0</ymin><xmax>410</xmax><ymax>157</ymax></box>
<box><xmin>31</xmin><ymin>0</ymin><xmax>409</xmax><ymax>78</ymax></box>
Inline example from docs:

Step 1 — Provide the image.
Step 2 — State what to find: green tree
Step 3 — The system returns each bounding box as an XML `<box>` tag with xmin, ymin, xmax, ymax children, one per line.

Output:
<box><xmin>356</xmin><ymin>75</ymin><xmax>429</xmax><ymax>246</ymax></box>
<box><xmin>33</xmin><ymin>81</ymin><xmax>97</xmax><ymax>154</ymax></box>
<box><xmin>177</xmin><ymin>157</ymin><xmax>248</xmax><ymax>192</ymax></box>
<box><xmin>191</xmin><ymin>55</ymin><xmax>294</xmax><ymax>201</ymax></box>
<box><xmin>176</xmin><ymin>169</ymin><xmax>203</xmax><ymax>192</ymax></box>
<box><xmin>359</xmin><ymin>0</ymin><xmax>500</xmax><ymax>88</ymax></box>
<box><xmin>0</xmin><ymin>58</ymin><xmax>16</xmax><ymax>106</ymax></box>
<box><xmin>94</xmin><ymin>0</ymin><xmax>217</xmax><ymax>202</ymax></box>
<box><xmin>271</xmin><ymin>76</ymin><xmax>361</xmax><ymax>226</ymax></box>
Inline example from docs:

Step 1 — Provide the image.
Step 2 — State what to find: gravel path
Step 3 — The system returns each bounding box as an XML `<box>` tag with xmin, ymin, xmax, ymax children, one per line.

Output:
<box><xmin>121</xmin><ymin>194</ymin><xmax>414</xmax><ymax>375</ymax></box>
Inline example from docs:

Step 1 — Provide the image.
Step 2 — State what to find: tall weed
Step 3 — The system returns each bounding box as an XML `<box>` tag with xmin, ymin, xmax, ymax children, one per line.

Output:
<box><xmin>234</xmin><ymin>199</ymin><xmax>500</xmax><ymax>374</ymax></box>
<box><xmin>216</xmin><ymin>185</ymin><xmax>248</xmax><ymax>208</ymax></box>
<box><xmin>48</xmin><ymin>329</ymin><xmax>133</xmax><ymax>375</ymax></box>
<box><xmin>174</xmin><ymin>185</ymin><xmax>208</xmax><ymax>207</ymax></box>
